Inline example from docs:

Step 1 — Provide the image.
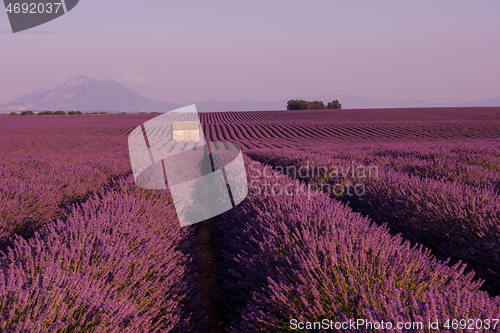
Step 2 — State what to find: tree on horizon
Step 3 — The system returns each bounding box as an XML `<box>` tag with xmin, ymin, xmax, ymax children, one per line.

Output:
<box><xmin>287</xmin><ymin>99</ymin><xmax>340</xmax><ymax>110</ymax></box>
<box><xmin>327</xmin><ymin>100</ymin><xmax>342</xmax><ymax>109</ymax></box>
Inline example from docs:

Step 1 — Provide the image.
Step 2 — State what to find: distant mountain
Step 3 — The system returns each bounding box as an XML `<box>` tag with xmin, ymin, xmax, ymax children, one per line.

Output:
<box><xmin>0</xmin><ymin>75</ymin><xmax>180</xmax><ymax>112</ymax></box>
<box><xmin>460</xmin><ymin>96</ymin><xmax>500</xmax><ymax>107</ymax></box>
<box><xmin>1</xmin><ymin>75</ymin><xmax>499</xmax><ymax>112</ymax></box>
<box><xmin>300</xmin><ymin>94</ymin><xmax>453</xmax><ymax>109</ymax></box>
<box><xmin>195</xmin><ymin>100</ymin><xmax>287</xmax><ymax>112</ymax></box>
<box><xmin>194</xmin><ymin>94</ymin><xmax>500</xmax><ymax>112</ymax></box>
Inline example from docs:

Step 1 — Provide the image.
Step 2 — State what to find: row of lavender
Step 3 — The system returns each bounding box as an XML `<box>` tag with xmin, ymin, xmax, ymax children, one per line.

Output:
<box><xmin>304</xmin><ymin>140</ymin><xmax>500</xmax><ymax>192</ymax></box>
<box><xmin>246</xmin><ymin>140</ymin><xmax>500</xmax><ymax>296</ymax></box>
<box><xmin>0</xmin><ymin>175</ymin><xmax>206</xmax><ymax>332</ymax></box>
<box><xmin>211</xmin><ymin>157</ymin><xmax>500</xmax><ymax>332</ymax></box>
<box><xmin>0</xmin><ymin>153</ymin><xmax>131</xmax><ymax>245</ymax></box>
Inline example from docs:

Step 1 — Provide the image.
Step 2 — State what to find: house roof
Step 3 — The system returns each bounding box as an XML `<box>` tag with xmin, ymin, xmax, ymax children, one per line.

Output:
<box><xmin>172</xmin><ymin>121</ymin><xmax>199</xmax><ymax>130</ymax></box>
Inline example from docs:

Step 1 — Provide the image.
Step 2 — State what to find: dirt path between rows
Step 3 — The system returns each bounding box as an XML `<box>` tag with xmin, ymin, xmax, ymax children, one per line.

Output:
<box><xmin>194</xmin><ymin>218</ymin><xmax>225</xmax><ymax>332</ymax></box>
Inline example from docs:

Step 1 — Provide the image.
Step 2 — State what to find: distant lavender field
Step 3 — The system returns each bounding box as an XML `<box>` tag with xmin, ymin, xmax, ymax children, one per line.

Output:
<box><xmin>1</xmin><ymin>108</ymin><xmax>499</xmax><ymax>332</ymax></box>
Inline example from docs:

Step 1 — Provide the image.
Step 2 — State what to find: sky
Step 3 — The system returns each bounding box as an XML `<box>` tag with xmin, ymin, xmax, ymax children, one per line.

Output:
<box><xmin>1</xmin><ymin>0</ymin><xmax>499</xmax><ymax>105</ymax></box>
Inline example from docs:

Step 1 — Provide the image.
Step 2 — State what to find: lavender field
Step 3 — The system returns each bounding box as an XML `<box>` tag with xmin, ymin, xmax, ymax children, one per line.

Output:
<box><xmin>1</xmin><ymin>108</ymin><xmax>500</xmax><ymax>332</ymax></box>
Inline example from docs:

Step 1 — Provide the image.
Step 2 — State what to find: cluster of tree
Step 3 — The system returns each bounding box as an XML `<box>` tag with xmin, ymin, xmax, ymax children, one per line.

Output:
<box><xmin>7</xmin><ymin>110</ymin><xmax>141</xmax><ymax>116</ymax></box>
<box><xmin>287</xmin><ymin>99</ymin><xmax>342</xmax><ymax>110</ymax></box>
<box><xmin>39</xmin><ymin>111</ymin><xmax>83</xmax><ymax>115</ymax></box>
<box><xmin>9</xmin><ymin>110</ymin><xmax>84</xmax><ymax>116</ymax></box>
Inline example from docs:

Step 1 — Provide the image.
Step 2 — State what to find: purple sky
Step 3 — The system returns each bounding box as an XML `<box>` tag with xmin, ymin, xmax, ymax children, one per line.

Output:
<box><xmin>1</xmin><ymin>0</ymin><xmax>499</xmax><ymax>105</ymax></box>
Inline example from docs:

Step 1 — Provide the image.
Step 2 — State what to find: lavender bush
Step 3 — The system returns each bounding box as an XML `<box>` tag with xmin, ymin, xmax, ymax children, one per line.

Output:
<box><xmin>304</xmin><ymin>140</ymin><xmax>500</xmax><ymax>191</ymax></box>
<box><xmin>0</xmin><ymin>153</ymin><xmax>131</xmax><ymax>244</ymax></box>
<box><xmin>0</xmin><ymin>176</ymin><xmax>205</xmax><ymax>332</ymax></box>
<box><xmin>212</xmin><ymin>157</ymin><xmax>500</xmax><ymax>332</ymax></box>
<box><xmin>248</xmin><ymin>141</ymin><xmax>500</xmax><ymax>295</ymax></box>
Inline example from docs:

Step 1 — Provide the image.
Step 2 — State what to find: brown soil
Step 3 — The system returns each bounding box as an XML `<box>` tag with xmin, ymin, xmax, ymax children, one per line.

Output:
<box><xmin>194</xmin><ymin>218</ymin><xmax>225</xmax><ymax>333</ymax></box>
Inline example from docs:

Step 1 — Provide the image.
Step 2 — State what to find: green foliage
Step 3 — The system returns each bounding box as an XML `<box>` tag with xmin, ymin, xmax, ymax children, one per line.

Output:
<box><xmin>20</xmin><ymin>110</ymin><xmax>35</xmax><ymax>115</ymax></box>
<box><xmin>287</xmin><ymin>99</ymin><xmax>339</xmax><ymax>110</ymax></box>
<box><xmin>310</xmin><ymin>101</ymin><xmax>326</xmax><ymax>109</ymax></box>
<box><xmin>326</xmin><ymin>100</ymin><xmax>342</xmax><ymax>109</ymax></box>
<box><xmin>38</xmin><ymin>111</ymin><xmax>84</xmax><ymax>115</ymax></box>
<box><xmin>9</xmin><ymin>112</ymin><xmax>18</xmax><ymax>116</ymax></box>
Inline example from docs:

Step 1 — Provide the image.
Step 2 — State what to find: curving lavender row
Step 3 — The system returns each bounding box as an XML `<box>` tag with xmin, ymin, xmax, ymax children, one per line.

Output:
<box><xmin>383</xmin><ymin>158</ymin><xmax>500</xmax><ymax>192</ymax></box>
<box><xmin>354</xmin><ymin>169</ymin><xmax>500</xmax><ymax>290</ymax></box>
<box><xmin>0</xmin><ymin>176</ymin><xmax>205</xmax><ymax>332</ymax></box>
<box><xmin>303</xmin><ymin>140</ymin><xmax>500</xmax><ymax>191</ymax></box>
<box><xmin>247</xmin><ymin>142</ymin><xmax>500</xmax><ymax>296</ymax></box>
<box><xmin>212</xmin><ymin>158</ymin><xmax>500</xmax><ymax>332</ymax></box>
<box><xmin>0</xmin><ymin>153</ymin><xmax>131</xmax><ymax>244</ymax></box>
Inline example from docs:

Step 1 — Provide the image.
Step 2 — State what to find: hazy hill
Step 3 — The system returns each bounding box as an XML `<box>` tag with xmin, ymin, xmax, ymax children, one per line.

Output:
<box><xmin>0</xmin><ymin>75</ymin><xmax>180</xmax><ymax>112</ymax></box>
<box><xmin>1</xmin><ymin>75</ymin><xmax>499</xmax><ymax>112</ymax></box>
